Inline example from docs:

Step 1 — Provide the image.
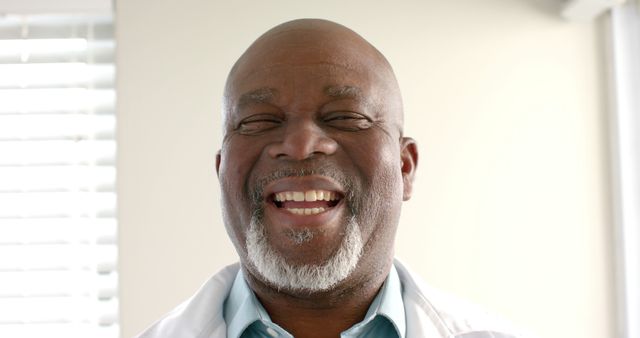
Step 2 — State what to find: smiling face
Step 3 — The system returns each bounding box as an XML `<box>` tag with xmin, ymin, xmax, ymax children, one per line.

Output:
<box><xmin>217</xmin><ymin>19</ymin><xmax>417</xmax><ymax>295</ymax></box>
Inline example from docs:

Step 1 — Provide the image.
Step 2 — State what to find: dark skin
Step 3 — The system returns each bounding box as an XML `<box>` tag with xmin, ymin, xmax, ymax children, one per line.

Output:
<box><xmin>216</xmin><ymin>19</ymin><xmax>418</xmax><ymax>338</ymax></box>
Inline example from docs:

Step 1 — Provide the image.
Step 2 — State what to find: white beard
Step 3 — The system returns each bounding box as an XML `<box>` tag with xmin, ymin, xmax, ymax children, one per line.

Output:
<box><xmin>246</xmin><ymin>216</ymin><xmax>363</xmax><ymax>293</ymax></box>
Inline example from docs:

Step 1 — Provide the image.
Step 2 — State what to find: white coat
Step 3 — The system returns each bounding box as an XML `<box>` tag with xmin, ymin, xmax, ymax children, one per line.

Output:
<box><xmin>136</xmin><ymin>259</ymin><xmax>526</xmax><ymax>338</ymax></box>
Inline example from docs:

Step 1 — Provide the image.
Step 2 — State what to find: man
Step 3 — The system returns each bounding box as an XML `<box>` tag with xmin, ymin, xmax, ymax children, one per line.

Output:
<box><xmin>137</xmin><ymin>19</ymin><xmax>524</xmax><ymax>338</ymax></box>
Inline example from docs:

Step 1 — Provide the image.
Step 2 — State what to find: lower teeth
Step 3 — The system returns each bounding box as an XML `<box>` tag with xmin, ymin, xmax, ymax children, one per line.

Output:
<box><xmin>287</xmin><ymin>207</ymin><xmax>325</xmax><ymax>215</ymax></box>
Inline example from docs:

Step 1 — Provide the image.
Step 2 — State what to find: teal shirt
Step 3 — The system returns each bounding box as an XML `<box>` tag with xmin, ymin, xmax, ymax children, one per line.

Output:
<box><xmin>223</xmin><ymin>266</ymin><xmax>406</xmax><ymax>338</ymax></box>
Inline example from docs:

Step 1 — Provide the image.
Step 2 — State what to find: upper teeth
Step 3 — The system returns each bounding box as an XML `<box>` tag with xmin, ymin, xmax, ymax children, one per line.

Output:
<box><xmin>274</xmin><ymin>190</ymin><xmax>338</xmax><ymax>202</ymax></box>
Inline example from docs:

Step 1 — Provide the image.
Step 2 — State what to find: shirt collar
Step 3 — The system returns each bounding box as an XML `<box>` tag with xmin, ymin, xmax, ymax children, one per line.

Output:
<box><xmin>223</xmin><ymin>269</ymin><xmax>268</xmax><ymax>338</ymax></box>
<box><xmin>343</xmin><ymin>265</ymin><xmax>406</xmax><ymax>338</ymax></box>
<box><xmin>376</xmin><ymin>265</ymin><xmax>406</xmax><ymax>337</ymax></box>
<box><xmin>223</xmin><ymin>265</ymin><xmax>406</xmax><ymax>338</ymax></box>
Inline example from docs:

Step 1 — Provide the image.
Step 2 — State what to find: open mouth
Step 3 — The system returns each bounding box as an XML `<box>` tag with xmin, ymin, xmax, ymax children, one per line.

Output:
<box><xmin>270</xmin><ymin>189</ymin><xmax>343</xmax><ymax>215</ymax></box>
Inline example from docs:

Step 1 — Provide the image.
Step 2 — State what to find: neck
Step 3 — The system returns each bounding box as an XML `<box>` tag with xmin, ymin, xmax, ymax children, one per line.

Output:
<box><xmin>244</xmin><ymin>262</ymin><xmax>391</xmax><ymax>338</ymax></box>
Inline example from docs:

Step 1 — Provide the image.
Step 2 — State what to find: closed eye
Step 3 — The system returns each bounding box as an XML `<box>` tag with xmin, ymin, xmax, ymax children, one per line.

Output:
<box><xmin>236</xmin><ymin>115</ymin><xmax>282</xmax><ymax>135</ymax></box>
<box><xmin>323</xmin><ymin>112</ymin><xmax>373</xmax><ymax>131</ymax></box>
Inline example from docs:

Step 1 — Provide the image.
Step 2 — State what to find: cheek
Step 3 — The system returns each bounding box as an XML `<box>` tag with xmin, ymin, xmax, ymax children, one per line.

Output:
<box><xmin>351</xmin><ymin>138</ymin><xmax>402</xmax><ymax>193</ymax></box>
<box><xmin>346</xmin><ymin>138</ymin><xmax>404</xmax><ymax>223</ymax></box>
<box><xmin>220</xmin><ymin>139</ymin><xmax>262</xmax><ymax>194</ymax></box>
<box><xmin>218</xmin><ymin>139</ymin><xmax>265</xmax><ymax>238</ymax></box>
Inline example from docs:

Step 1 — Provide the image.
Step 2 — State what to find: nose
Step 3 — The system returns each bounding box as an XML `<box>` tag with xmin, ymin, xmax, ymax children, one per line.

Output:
<box><xmin>266</xmin><ymin>117</ymin><xmax>338</xmax><ymax>160</ymax></box>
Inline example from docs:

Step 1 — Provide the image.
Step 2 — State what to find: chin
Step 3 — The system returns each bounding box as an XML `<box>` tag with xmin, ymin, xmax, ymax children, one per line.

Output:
<box><xmin>245</xmin><ymin>215</ymin><xmax>363</xmax><ymax>293</ymax></box>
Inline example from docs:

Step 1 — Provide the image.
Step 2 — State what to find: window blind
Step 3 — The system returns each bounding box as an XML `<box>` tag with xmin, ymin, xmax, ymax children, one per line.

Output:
<box><xmin>0</xmin><ymin>14</ymin><xmax>117</xmax><ymax>338</ymax></box>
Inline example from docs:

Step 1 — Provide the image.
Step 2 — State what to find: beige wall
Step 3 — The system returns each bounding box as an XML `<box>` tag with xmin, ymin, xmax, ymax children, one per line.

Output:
<box><xmin>117</xmin><ymin>1</ymin><xmax>614</xmax><ymax>337</ymax></box>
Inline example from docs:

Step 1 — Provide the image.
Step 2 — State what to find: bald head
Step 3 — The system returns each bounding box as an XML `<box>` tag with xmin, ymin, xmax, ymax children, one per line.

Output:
<box><xmin>223</xmin><ymin>19</ymin><xmax>404</xmax><ymax>135</ymax></box>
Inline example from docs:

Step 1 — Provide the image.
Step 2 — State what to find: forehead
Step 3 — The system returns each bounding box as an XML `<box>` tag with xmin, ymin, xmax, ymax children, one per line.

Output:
<box><xmin>230</xmin><ymin>63</ymin><xmax>377</xmax><ymax>99</ymax></box>
<box><xmin>225</xmin><ymin>53</ymin><xmax>390</xmax><ymax>117</ymax></box>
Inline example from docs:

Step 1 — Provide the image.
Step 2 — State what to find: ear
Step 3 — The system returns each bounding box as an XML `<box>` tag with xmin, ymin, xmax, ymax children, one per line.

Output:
<box><xmin>215</xmin><ymin>150</ymin><xmax>222</xmax><ymax>177</ymax></box>
<box><xmin>400</xmin><ymin>137</ymin><xmax>418</xmax><ymax>201</ymax></box>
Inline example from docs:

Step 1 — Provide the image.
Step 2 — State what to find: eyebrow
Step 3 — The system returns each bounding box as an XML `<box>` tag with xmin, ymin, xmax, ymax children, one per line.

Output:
<box><xmin>237</xmin><ymin>87</ymin><xmax>278</xmax><ymax>110</ymax></box>
<box><xmin>235</xmin><ymin>85</ymin><xmax>364</xmax><ymax>111</ymax></box>
<box><xmin>324</xmin><ymin>85</ymin><xmax>363</xmax><ymax>100</ymax></box>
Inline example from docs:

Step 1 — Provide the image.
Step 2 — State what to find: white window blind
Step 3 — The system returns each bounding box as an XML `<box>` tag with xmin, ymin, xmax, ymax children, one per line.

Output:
<box><xmin>0</xmin><ymin>14</ymin><xmax>118</xmax><ymax>338</ymax></box>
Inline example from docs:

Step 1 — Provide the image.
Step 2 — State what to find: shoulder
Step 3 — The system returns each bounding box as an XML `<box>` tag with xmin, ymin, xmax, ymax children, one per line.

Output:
<box><xmin>135</xmin><ymin>263</ymin><xmax>240</xmax><ymax>338</ymax></box>
<box><xmin>394</xmin><ymin>259</ymin><xmax>533</xmax><ymax>338</ymax></box>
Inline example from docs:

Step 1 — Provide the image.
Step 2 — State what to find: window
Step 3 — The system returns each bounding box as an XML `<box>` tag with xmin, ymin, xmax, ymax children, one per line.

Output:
<box><xmin>0</xmin><ymin>13</ymin><xmax>117</xmax><ymax>338</ymax></box>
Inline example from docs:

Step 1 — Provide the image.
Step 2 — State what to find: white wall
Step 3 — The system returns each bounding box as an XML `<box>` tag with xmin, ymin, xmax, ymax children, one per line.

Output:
<box><xmin>117</xmin><ymin>1</ymin><xmax>614</xmax><ymax>337</ymax></box>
